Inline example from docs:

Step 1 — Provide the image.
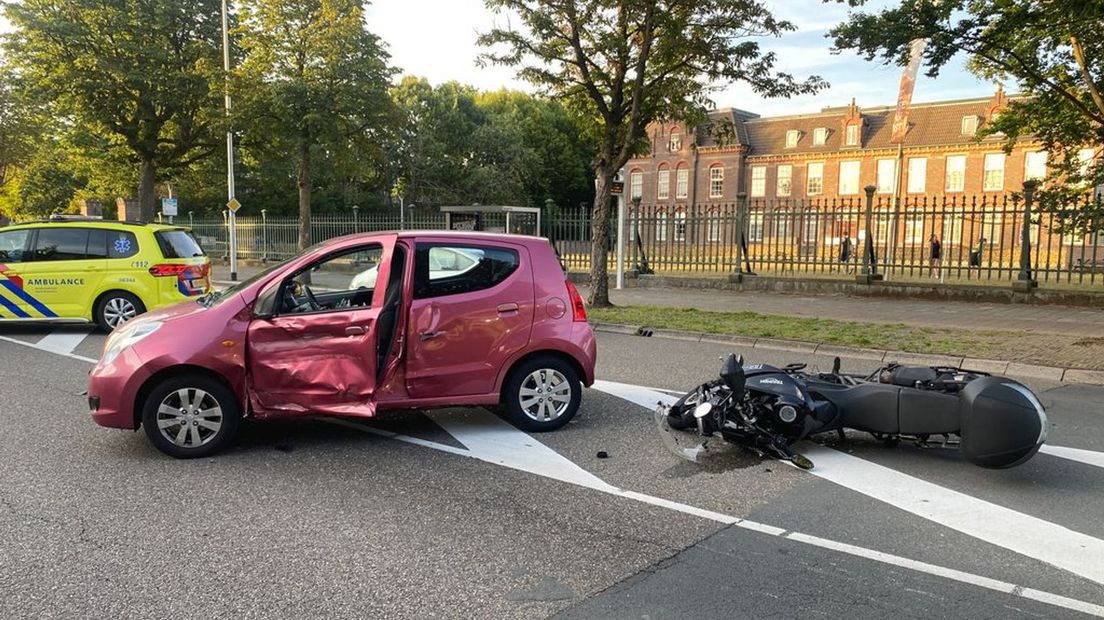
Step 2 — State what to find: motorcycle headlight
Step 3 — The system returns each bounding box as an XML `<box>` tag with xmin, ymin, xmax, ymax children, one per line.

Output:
<box><xmin>101</xmin><ymin>321</ymin><xmax>162</xmax><ymax>366</ymax></box>
<box><xmin>778</xmin><ymin>405</ymin><xmax>798</xmax><ymax>423</ymax></box>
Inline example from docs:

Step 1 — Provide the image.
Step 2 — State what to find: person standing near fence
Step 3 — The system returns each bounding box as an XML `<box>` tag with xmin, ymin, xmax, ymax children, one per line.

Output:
<box><xmin>839</xmin><ymin>233</ymin><xmax>853</xmax><ymax>274</ymax></box>
<box><xmin>929</xmin><ymin>232</ymin><xmax>942</xmax><ymax>279</ymax></box>
<box><xmin>968</xmin><ymin>237</ymin><xmax>986</xmax><ymax>274</ymax></box>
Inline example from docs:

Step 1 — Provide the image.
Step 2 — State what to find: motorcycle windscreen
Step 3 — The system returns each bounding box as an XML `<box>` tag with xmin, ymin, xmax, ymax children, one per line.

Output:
<box><xmin>653</xmin><ymin>405</ymin><xmax>760</xmax><ymax>470</ymax></box>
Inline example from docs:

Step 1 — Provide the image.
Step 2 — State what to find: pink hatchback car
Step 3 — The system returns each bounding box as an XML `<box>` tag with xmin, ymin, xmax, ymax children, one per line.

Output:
<box><xmin>87</xmin><ymin>231</ymin><xmax>597</xmax><ymax>458</ymax></box>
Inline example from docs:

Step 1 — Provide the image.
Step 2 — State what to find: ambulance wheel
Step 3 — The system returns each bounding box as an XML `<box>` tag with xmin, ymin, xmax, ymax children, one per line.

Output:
<box><xmin>95</xmin><ymin>291</ymin><xmax>145</xmax><ymax>331</ymax></box>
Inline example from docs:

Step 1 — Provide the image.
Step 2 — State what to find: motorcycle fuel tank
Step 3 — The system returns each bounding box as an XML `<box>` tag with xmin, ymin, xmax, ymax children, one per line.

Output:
<box><xmin>743</xmin><ymin>367</ymin><xmax>809</xmax><ymax>406</ymax></box>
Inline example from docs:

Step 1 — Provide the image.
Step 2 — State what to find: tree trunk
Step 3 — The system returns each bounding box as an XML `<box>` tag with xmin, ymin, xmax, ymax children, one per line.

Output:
<box><xmin>138</xmin><ymin>158</ymin><xmax>157</xmax><ymax>222</ymax></box>
<box><xmin>588</xmin><ymin>168</ymin><xmax>615</xmax><ymax>307</ymax></box>
<box><xmin>297</xmin><ymin>142</ymin><xmax>312</xmax><ymax>251</ymax></box>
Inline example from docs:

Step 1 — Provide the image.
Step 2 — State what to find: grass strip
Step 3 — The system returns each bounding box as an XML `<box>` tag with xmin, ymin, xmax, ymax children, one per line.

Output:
<box><xmin>588</xmin><ymin>305</ymin><xmax>1013</xmax><ymax>358</ymax></box>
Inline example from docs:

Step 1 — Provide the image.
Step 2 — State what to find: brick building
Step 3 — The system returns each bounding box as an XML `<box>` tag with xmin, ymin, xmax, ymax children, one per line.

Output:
<box><xmin>626</xmin><ymin>88</ymin><xmax>1096</xmax><ymax>206</ymax></box>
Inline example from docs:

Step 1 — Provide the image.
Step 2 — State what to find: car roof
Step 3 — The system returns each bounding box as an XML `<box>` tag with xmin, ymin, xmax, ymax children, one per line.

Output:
<box><xmin>4</xmin><ymin>220</ymin><xmax>185</xmax><ymax>233</ymax></box>
<box><xmin>319</xmin><ymin>229</ymin><xmax>551</xmax><ymax>249</ymax></box>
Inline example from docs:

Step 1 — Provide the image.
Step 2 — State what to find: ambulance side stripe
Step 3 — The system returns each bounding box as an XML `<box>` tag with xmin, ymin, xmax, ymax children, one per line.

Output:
<box><xmin>0</xmin><ymin>280</ymin><xmax>57</xmax><ymax>318</ymax></box>
<box><xmin>0</xmin><ymin>290</ymin><xmax>30</xmax><ymax>318</ymax></box>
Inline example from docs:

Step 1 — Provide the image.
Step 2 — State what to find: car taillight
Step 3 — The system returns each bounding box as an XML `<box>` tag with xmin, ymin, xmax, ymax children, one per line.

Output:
<box><xmin>149</xmin><ymin>264</ymin><xmax>188</xmax><ymax>277</ymax></box>
<box><xmin>565</xmin><ymin>280</ymin><xmax>587</xmax><ymax>322</ymax></box>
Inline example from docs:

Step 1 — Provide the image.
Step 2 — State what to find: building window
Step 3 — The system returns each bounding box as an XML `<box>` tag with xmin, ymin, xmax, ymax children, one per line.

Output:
<box><xmin>708</xmin><ymin>212</ymin><xmax>721</xmax><ymax>242</ymax></box>
<box><xmin>657</xmin><ymin>166</ymin><xmax>670</xmax><ymax>200</ymax></box>
<box><xmin>838</xmin><ymin>160</ymin><xmax>861</xmax><ymax>195</ymax></box>
<box><xmin>813</xmin><ymin>128</ymin><xmax>828</xmax><ymax>146</ymax></box>
<box><xmin>961</xmin><ymin>115</ymin><xmax>979</xmax><ymax>135</ymax></box>
<box><xmin>776</xmin><ymin>165</ymin><xmax>792</xmax><ymax>197</ymax></box>
<box><xmin>845</xmin><ymin>124</ymin><xmax>859</xmax><ymax>146</ymax></box>
<box><xmin>785</xmin><ymin>130</ymin><xmax>800</xmax><ymax>148</ymax></box>
<box><xmin>674</xmin><ymin>210</ymin><xmax>687</xmax><ymax>241</ymax></box>
<box><xmin>774</xmin><ymin>213</ymin><xmax>790</xmax><ymax>240</ymax></box>
<box><xmin>655</xmin><ymin>211</ymin><xmax>668</xmax><ymax>242</ymax></box>
<box><xmin>709</xmin><ymin>166</ymin><xmax>724</xmax><ymax>198</ymax></box>
<box><xmin>945</xmin><ymin>155</ymin><xmax>966</xmax><ymax>192</ymax></box>
<box><xmin>1024</xmin><ymin>151</ymin><xmax>1047</xmax><ymax>181</ymax></box>
<box><xmin>907</xmin><ymin>157</ymin><xmax>927</xmax><ymax>194</ymax></box>
<box><xmin>983</xmin><ymin>153</ymin><xmax>1005</xmax><ymax>191</ymax></box>
<box><xmin>807</xmin><ymin>162</ymin><xmax>824</xmax><ymax>195</ymax></box>
<box><xmin>630</xmin><ymin>170</ymin><xmax>643</xmax><ymax>200</ymax></box>
<box><xmin>669</xmin><ymin>133</ymin><xmax>681</xmax><ymax>152</ymax></box>
<box><xmin>748</xmin><ymin>212</ymin><xmax>765</xmax><ymax>243</ymax></box>
<box><xmin>675</xmin><ymin>165</ymin><xmax>689</xmax><ymax>199</ymax></box>
<box><xmin>1078</xmin><ymin>148</ymin><xmax>1098</xmax><ymax>184</ymax></box>
<box><xmin>750</xmin><ymin>166</ymin><xmax>766</xmax><ymax>197</ymax></box>
<box><xmin>876</xmin><ymin>159</ymin><xmax>896</xmax><ymax>194</ymax></box>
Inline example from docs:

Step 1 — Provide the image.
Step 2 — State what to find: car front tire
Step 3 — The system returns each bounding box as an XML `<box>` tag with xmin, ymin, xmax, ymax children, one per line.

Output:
<box><xmin>141</xmin><ymin>374</ymin><xmax>241</xmax><ymax>459</ymax></box>
<box><xmin>504</xmin><ymin>356</ymin><xmax>582</xmax><ymax>432</ymax></box>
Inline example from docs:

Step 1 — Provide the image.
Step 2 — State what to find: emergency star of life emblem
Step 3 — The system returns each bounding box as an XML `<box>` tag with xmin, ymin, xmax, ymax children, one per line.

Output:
<box><xmin>114</xmin><ymin>238</ymin><xmax>132</xmax><ymax>254</ymax></box>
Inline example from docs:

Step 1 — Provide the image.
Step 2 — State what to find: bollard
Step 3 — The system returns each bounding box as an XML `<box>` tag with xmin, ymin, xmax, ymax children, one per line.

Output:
<box><xmin>857</xmin><ymin>185</ymin><xmax>883</xmax><ymax>284</ymax></box>
<box><xmin>1014</xmin><ymin>180</ymin><xmax>1039</xmax><ymax>292</ymax></box>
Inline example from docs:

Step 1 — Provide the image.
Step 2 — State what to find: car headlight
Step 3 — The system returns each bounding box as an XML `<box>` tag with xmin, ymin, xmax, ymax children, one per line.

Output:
<box><xmin>101</xmin><ymin>321</ymin><xmax>162</xmax><ymax>366</ymax></box>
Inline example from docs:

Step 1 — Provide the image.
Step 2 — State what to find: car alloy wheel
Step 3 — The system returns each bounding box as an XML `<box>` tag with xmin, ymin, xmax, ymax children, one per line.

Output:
<box><xmin>518</xmin><ymin>368</ymin><xmax>573</xmax><ymax>422</ymax></box>
<box><xmin>101</xmin><ymin>295</ymin><xmax>140</xmax><ymax>329</ymax></box>
<box><xmin>155</xmin><ymin>388</ymin><xmax>224</xmax><ymax>449</ymax></box>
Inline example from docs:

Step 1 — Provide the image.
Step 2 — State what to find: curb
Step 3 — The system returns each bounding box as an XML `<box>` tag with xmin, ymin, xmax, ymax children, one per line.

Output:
<box><xmin>590</xmin><ymin>322</ymin><xmax>1104</xmax><ymax>387</ymax></box>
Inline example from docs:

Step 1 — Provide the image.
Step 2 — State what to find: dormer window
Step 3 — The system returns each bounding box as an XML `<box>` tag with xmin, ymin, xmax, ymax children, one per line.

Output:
<box><xmin>845</xmin><ymin>124</ymin><xmax>859</xmax><ymax>146</ymax></box>
<box><xmin>785</xmin><ymin>130</ymin><xmax>800</xmax><ymax>148</ymax></box>
<box><xmin>813</xmin><ymin>128</ymin><xmax>828</xmax><ymax>146</ymax></box>
<box><xmin>668</xmin><ymin>132</ymin><xmax>682</xmax><ymax>152</ymax></box>
<box><xmin>961</xmin><ymin>115</ymin><xmax>979</xmax><ymax>135</ymax></box>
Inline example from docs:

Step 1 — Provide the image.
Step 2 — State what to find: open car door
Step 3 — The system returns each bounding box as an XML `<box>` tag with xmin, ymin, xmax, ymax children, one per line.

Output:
<box><xmin>246</xmin><ymin>238</ymin><xmax>407</xmax><ymax>418</ymax></box>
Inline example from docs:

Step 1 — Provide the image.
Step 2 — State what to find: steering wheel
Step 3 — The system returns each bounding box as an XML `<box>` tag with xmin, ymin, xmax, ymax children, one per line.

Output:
<box><xmin>303</xmin><ymin>284</ymin><xmax>321</xmax><ymax>311</ymax></box>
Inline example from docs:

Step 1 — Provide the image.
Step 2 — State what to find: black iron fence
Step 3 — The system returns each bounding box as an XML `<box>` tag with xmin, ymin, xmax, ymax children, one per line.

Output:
<box><xmin>548</xmin><ymin>189</ymin><xmax>1104</xmax><ymax>287</ymax></box>
<box><xmin>137</xmin><ymin>189</ymin><xmax>1104</xmax><ymax>288</ymax></box>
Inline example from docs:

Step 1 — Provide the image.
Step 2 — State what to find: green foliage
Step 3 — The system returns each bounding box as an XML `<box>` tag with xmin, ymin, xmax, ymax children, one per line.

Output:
<box><xmin>232</xmin><ymin>0</ymin><xmax>394</xmax><ymax>247</ymax></box>
<box><xmin>478</xmin><ymin>0</ymin><xmax>825</xmax><ymax>304</ymax></box>
<box><xmin>830</xmin><ymin>0</ymin><xmax>1104</xmax><ymax>231</ymax></box>
<box><xmin>3</xmin><ymin>0</ymin><xmax>225</xmax><ymax>221</ymax></box>
<box><xmin>391</xmin><ymin>77</ymin><xmax>595</xmax><ymax>209</ymax></box>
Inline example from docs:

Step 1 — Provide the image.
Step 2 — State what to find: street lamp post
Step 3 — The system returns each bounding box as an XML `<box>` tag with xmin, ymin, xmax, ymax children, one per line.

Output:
<box><xmin>1015</xmin><ymin>180</ymin><xmax>1039</xmax><ymax>292</ymax></box>
<box><xmin>221</xmin><ymin>0</ymin><xmax>238</xmax><ymax>281</ymax></box>
<box><xmin>260</xmin><ymin>209</ymin><xmax>268</xmax><ymax>263</ymax></box>
<box><xmin>352</xmin><ymin>204</ymin><xmax>360</xmax><ymax>234</ymax></box>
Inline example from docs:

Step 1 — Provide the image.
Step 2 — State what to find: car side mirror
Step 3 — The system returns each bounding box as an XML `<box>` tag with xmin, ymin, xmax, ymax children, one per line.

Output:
<box><xmin>253</xmin><ymin>281</ymin><xmax>281</xmax><ymax>319</ymax></box>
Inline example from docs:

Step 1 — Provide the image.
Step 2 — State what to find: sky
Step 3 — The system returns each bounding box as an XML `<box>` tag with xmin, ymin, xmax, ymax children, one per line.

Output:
<box><xmin>0</xmin><ymin>1</ymin><xmax>999</xmax><ymax>115</ymax></box>
<box><xmin>363</xmin><ymin>0</ymin><xmax>998</xmax><ymax>115</ymax></box>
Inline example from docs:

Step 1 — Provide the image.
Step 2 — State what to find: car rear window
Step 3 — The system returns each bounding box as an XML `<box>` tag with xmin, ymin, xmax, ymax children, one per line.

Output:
<box><xmin>155</xmin><ymin>230</ymin><xmax>205</xmax><ymax>258</ymax></box>
<box><xmin>413</xmin><ymin>244</ymin><xmax>519</xmax><ymax>299</ymax></box>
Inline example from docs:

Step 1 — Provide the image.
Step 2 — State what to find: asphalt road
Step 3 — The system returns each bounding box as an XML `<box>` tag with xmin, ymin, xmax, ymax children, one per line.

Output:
<box><xmin>1</xmin><ymin>325</ymin><xmax>1103</xmax><ymax>619</ymax></box>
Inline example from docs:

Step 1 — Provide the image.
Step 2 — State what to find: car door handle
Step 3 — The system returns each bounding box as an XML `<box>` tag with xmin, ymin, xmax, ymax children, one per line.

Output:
<box><xmin>345</xmin><ymin>326</ymin><xmax>366</xmax><ymax>336</ymax></box>
<box><xmin>420</xmin><ymin>330</ymin><xmax>444</xmax><ymax>341</ymax></box>
<box><xmin>497</xmin><ymin>303</ymin><xmax>519</xmax><ymax>314</ymax></box>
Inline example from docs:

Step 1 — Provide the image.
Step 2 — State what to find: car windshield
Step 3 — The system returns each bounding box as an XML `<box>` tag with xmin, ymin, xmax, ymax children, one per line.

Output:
<box><xmin>156</xmin><ymin>230</ymin><xmax>205</xmax><ymax>258</ymax></box>
<box><xmin>199</xmin><ymin>257</ymin><xmax>293</xmax><ymax>307</ymax></box>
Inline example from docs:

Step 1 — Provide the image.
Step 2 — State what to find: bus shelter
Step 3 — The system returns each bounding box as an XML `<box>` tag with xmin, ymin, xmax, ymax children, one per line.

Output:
<box><xmin>440</xmin><ymin>206</ymin><xmax>541</xmax><ymax>237</ymax></box>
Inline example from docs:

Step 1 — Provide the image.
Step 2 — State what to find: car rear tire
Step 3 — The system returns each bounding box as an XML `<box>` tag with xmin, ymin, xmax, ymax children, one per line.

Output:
<box><xmin>141</xmin><ymin>374</ymin><xmax>241</xmax><ymax>459</ymax></box>
<box><xmin>94</xmin><ymin>291</ymin><xmax>145</xmax><ymax>331</ymax></box>
<box><xmin>503</xmin><ymin>356</ymin><xmax>582</xmax><ymax>432</ymax></box>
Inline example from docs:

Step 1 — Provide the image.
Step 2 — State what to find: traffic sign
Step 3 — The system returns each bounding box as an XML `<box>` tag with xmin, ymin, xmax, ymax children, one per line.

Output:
<box><xmin>161</xmin><ymin>197</ymin><xmax>178</xmax><ymax>216</ymax></box>
<box><xmin>227</xmin><ymin>198</ymin><xmax>241</xmax><ymax>213</ymax></box>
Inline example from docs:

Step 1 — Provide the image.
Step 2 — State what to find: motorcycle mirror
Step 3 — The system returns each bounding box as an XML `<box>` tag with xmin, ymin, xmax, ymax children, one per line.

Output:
<box><xmin>693</xmin><ymin>402</ymin><xmax>713</xmax><ymax>419</ymax></box>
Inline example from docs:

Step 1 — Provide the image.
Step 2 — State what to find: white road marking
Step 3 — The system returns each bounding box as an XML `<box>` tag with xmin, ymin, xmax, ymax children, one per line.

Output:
<box><xmin>800</xmin><ymin>444</ymin><xmax>1104</xmax><ymax>587</ymax></box>
<box><xmin>0</xmin><ymin>334</ymin><xmax>97</xmax><ymax>364</ymax></box>
<box><xmin>6</xmin><ymin>338</ymin><xmax>1104</xmax><ymax>616</ymax></box>
<box><xmin>36</xmin><ymin>329</ymin><xmax>93</xmax><ymax>356</ymax></box>
<box><xmin>1040</xmin><ymin>445</ymin><xmax>1104</xmax><ymax>470</ymax></box>
<box><xmin>330</xmin><ymin>412</ymin><xmax>1104</xmax><ymax>618</ymax></box>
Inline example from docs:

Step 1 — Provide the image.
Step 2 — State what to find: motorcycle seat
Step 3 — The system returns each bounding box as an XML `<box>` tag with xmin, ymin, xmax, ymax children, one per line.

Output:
<box><xmin>882</xmin><ymin>366</ymin><xmax>939</xmax><ymax>388</ymax></box>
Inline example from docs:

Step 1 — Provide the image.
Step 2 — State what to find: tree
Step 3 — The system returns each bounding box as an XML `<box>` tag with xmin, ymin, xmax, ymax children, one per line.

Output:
<box><xmin>0</xmin><ymin>71</ymin><xmax>38</xmax><ymax>197</ymax></box>
<box><xmin>479</xmin><ymin>0</ymin><xmax>824</xmax><ymax>306</ymax></box>
<box><xmin>234</xmin><ymin>0</ymin><xmax>394</xmax><ymax>250</ymax></box>
<box><xmin>829</xmin><ymin>1</ymin><xmax>1104</xmax><ymax>232</ymax></box>
<box><xmin>3</xmin><ymin>0</ymin><xmax>225</xmax><ymax>222</ymax></box>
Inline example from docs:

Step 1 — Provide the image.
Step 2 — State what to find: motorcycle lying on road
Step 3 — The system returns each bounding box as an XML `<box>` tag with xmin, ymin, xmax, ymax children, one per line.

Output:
<box><xmin>656</xmin><ymin>354</ymin><xmax>1048</xmax><ymax>470</ymax></box>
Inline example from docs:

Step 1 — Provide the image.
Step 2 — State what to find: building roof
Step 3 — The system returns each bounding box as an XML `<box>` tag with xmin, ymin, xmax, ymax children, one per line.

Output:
<box><xmin>740</xmin><ymin>96</ymin><xmax>1016</xmax><ymax>156</ymax></box>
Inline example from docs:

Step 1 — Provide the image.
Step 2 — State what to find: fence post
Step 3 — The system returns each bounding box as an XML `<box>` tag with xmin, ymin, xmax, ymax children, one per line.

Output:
<box><xmin>1015</xmin><ymin>180</ymin><xmax>1039</xmax><ymax>292</ymax></box>
<box><xmin>261</xmin><ymin>209</ymin><xmax>269</xmax><ymax>263</ymax></box>
<box><xmin>729</xmin><ymin>193</ymin><xmax>749</xmax><ymax>282</ymax></box>
<box><xmin>858</xmin><ymin>185</ymin><xmax>882</xmax><ymax>283</ymax></box>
